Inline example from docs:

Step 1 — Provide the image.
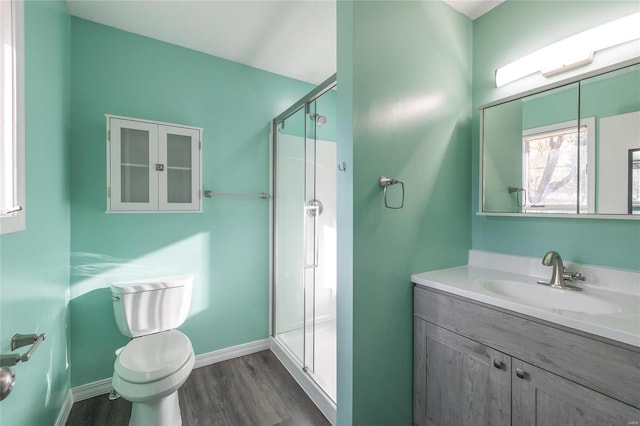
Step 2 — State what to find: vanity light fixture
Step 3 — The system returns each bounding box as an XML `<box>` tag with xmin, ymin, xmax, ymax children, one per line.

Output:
<box><xmin>495</xmin><ymin>12</ymin><xmax>640</xmax><ymax>87</ymax></box>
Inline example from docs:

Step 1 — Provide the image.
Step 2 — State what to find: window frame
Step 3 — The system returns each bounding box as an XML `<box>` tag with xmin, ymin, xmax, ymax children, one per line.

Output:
<box><xmin>1</xmin><ymin>0</ymin><xmax>25</xmax><ymax>234</ymax></box>
<box><xmin>521</xmin><ymin>117</ymin><xmax>596</xmax><ymax>214</ymax></box>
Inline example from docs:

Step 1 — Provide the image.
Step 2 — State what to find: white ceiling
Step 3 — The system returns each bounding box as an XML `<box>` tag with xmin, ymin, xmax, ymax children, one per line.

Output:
<box><xmin>66</xmin><ymin>0</ymin><xmax>503</xmax><ymax>85</ymax></box>
<box><xmin>443</xmin><ymin>0</ymin><xmax>504</xmax><ymax>20</ymax></box>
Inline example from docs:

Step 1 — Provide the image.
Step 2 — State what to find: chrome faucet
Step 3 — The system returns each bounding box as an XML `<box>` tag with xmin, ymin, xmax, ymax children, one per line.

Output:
<box><xmin>537</xmin><ymin>251</ymin><xmax>585</xmax><ymax>291</ymax></box>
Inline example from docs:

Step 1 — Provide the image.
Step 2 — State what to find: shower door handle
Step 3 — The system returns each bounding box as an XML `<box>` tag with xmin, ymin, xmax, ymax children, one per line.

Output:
<box><xmin>303</xmin><ymin>204</ymin><xmax>319</xmax><ymax>269</ymax></box>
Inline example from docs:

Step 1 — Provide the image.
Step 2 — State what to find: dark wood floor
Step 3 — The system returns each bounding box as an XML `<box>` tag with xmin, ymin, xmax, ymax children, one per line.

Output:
<box><xmin>67</xmin><ymin>350</ymin><xmax>330</xmax><ymax>426</ymax></box>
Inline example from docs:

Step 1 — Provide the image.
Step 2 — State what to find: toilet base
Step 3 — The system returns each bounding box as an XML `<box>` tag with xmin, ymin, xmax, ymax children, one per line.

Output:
<box><xmin>129</xmin><ymin>391</ymin><xmax>182</xmax><ymax>426</ymax></box>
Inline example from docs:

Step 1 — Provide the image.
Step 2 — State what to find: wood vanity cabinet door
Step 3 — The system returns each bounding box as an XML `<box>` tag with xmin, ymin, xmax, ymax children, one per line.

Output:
<box><xmin>414</xmin><ymin>318</ymin><xmax>511</xmax><ymax>426</ymax></box>
<box><xmin>511</xmin><ymin>359</ymin><xmax>640</xmax><ymax>426</ymax></box>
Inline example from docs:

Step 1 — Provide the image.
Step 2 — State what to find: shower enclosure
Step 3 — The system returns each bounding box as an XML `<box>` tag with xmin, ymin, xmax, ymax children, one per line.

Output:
<box><xmin>270</xmin><ymin>75</ymin><xmax>337</xmax><ymax>422</ymax></box>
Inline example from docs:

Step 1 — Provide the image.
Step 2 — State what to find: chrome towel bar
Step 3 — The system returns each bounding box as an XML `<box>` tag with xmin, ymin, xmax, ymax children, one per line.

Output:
<box><xmin>204</xmin><ymin>190</ymin><xmax>269</xmax><ymax>199</ymax></box>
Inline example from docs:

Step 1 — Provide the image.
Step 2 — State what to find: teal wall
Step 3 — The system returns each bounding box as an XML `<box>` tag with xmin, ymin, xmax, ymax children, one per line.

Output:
<box><xmin>315</xmin><ymin>89</ymin><xmax>338</xmax><ymax>142</ymax></box>
<box><xmin>580</xmin><ymin>65</ymin><xmax>640</xmax><ymax>120</ymax></box>
<box><xmin>522</xmin><ymin>83</ymin><xmax>579</xmax><ymax>129</ymax></box>
<box><xmin>336</xmin><ymin>2</ymin><xmax>354</xmax><ymax>423</ymax></box>
<box><xmin>483</xmin><ymin>99</ymin><xmax>523</xmax><ymax>211</ymax></box>
<box><xmin>472</xmin><ymin>0</ymin><xmax>640</xmax><ymax>271</ymax></box>
<box><xmin>0</xmin><ymin>1</ymin><xmax>70</xmax><ymax>424</ymax></box>
<box><xmin>338</xmin><ymin>1</ymin><xmax>472</xmax><ymax>423</ymax></box>
<box><xmin>69</xmin><ymin>18</ymin><xmax>314</xmax><ymax>386</ymax></box>
<box><xmin>520</xmin><ymin>66</ymin><xmax>640</xmax><ymax>130</ymax></box>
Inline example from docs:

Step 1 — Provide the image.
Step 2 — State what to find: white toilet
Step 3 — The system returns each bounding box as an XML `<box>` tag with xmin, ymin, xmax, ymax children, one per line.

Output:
<box><xmin>111</xmin><ymin>275</ymin><xmax>195</xmax><ymax>426</ymax></box>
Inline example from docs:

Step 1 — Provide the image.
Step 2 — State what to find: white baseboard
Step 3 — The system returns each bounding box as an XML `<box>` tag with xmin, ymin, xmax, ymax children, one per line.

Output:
<box><xmin>71</xmin><ymin>377</ymin><xmax>113</xmax><ymax>402</ymax></box>
<box><xmin>54</xmin><ymin>389</ymin><xmax>73</xmax><ymax>426</ymax></box>
<box><xmin>71</xmin><ymin>338</ymin><xmax>271</xmax><ymax>402</ymax></box>
<box><xmin>193</xmin><ymin>338</ymin><xmax>270</xmax><ymax>369</ymax></box>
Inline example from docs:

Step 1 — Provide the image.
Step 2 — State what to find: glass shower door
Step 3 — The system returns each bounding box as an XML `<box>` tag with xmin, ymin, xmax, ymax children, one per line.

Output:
<box><xmin>273</xmin><ymin>104</ymin><xmax>320</xmax><ymax>372</ymax></box>
<box><xmin>303</xmin><ymin>97</ymin><xmax>337</xmax><ymax>401</ymax></box>
<box><xmin>274</xmin><ymin>106</ymin><xmax>307</xmax><ymax>365</ymax></box>
<box><xmin>272</xmin><ymin>80</ymin><xmax>337</xmax><ymax>404</ymax></box>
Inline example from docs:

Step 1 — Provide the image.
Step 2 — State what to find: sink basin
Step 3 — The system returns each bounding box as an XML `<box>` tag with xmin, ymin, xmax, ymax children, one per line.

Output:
<box><xmin>480</xmin><ymin>279</ymin><xmax>621</xmax><ymax>315</ymax></box>
<box><xmin>412</xmin><ymin>259</ymin><xmax>640</xmax><ymax>347</ymax></box>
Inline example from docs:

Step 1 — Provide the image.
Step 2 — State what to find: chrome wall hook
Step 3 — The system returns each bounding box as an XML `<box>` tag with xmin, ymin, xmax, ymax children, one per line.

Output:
<box><xmin>338</xmin><ymin>161</ymin><xmax>347</xmax><ymax>172</ymax></box>
<box><xmin>379</xmin><ymin>176</ymin><xmax>405</xmax><ymax>209</ymax></box>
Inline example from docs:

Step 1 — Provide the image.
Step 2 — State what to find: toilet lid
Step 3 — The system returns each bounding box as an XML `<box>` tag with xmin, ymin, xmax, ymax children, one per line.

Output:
<box><xmin>115</xmin><ymin>330</ymin><xmax>193</xmax><ymax>384</ymax></box>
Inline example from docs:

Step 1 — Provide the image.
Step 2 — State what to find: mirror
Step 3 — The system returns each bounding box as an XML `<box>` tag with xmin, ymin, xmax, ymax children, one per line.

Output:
<box><xmin>481</xmin><ymin>63</ymin><xmax>640</xmax><ymax>216</ymax></box>
<box><xmin>630</xmin><ymin>149</ymin><xmax>640</xmax><ymax>214</ymax></box>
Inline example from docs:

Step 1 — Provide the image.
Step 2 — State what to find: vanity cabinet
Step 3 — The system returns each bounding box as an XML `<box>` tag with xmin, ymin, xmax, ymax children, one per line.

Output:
<box><xmin>107</xmin><ymin>115</ymin><xmax>202</xmax><ymax>212</ymax></box>
<box><xmin>414</xmin><ymin>286</ymin><xmax>640</xmax><ymax>426</ymax></box>
<box><xmin>511</xmin><ymin>359</ymin><xmax>638</xmax><ymax>425</ymax></box>
<box><xmin>414</xmin><ymin>319</ymin><xmax>511</xmax><ymax>425</ymax></box>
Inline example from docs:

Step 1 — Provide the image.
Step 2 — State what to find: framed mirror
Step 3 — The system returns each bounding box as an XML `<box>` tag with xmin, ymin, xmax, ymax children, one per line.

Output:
<box><xmin>480</xmin><ymin>62</ymin><xmax>640</xmax><ymax>217</ymax></box>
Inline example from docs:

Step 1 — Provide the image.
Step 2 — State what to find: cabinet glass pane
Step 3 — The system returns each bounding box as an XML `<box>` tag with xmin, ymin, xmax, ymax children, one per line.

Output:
<box><xmin>167</xmin><ymin>133</ymin><xmax>192</xmax><ymax>168</ymax></box>
<box><xmin>121</xmin><ymin>165</ymin><xmax>149</xmax><ymax>202</ymax></box>
<box><xmin>120</xmin><ymin>128</ymin><xmax>150</xmax><ymax>203</ymax></box>
<box><xmin>121</xmin><ymin>129</ymin><xmax>150</xmax><ymax>165</ymax></box>
<box><xmin>167</xmin><ymin>169</ymin><xmax>192</xmax><ymax>203</ymax></box>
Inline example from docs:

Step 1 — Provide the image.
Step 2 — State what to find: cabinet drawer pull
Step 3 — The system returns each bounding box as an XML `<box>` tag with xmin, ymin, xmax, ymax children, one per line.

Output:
<box><xmin>515</xmin><ymin>368</ymin><xmax>526</xmax><ymax>379</ymax></box>
<box><xmin>493</xmin><ymin>359</ymin><xmax>502</xmax><ymax>369</ymax></box>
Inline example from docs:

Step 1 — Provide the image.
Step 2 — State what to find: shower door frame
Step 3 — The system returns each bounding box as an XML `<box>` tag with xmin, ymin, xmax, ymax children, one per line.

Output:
<box><xmin>269</xmin><ymin>74</ymin><xmax>337</xmax><ymax>423</ymax></box>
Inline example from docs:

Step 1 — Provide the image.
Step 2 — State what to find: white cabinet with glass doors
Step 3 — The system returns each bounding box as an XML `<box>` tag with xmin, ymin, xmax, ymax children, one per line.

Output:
<box><xmin>106</xmin><ymin>115</ymin><xmax>202</xmax><ymax>212</ymax></box>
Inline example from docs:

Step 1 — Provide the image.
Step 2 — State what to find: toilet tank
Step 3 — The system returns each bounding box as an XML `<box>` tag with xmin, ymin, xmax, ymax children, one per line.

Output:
<box><xmin>111</xmin><ymin>275</ymin><xmax>193</xmax><ymax>338</ymax></box>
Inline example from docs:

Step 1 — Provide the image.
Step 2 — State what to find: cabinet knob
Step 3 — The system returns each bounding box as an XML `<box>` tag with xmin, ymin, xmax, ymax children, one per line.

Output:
<box><xmin>515</xmin><ymin>368</ymin><xmax>526</xmax><ymax>379</ymax></box>
<box><xmin>493</xmin><ymin>359</ymin><xmax>502</xmax><ymax>369</ymax></box>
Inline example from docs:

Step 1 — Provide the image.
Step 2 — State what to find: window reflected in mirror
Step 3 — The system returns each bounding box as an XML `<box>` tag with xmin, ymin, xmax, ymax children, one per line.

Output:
<box><xmin>522</xmin><ymin>120</ymin><xmax>592</xmax><ymax>214</ymax></box>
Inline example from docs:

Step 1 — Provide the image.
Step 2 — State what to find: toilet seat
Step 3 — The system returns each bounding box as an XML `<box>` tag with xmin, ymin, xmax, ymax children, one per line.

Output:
<box><xmin>115</xmin><ymin>330</ymin><xmax>193</xmax><ymax>384</ymax></box>
<box><xmin>113</xmin><ymin>351</ymin><xmax>195</xmax><ymax>404</ymax></box>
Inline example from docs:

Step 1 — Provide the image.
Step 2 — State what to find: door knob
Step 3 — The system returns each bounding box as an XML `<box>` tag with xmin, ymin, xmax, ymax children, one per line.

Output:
<box><xmin>0</xmin><ymin>367</ymin><xmax>15</xmax><ymax>401</ymax></box>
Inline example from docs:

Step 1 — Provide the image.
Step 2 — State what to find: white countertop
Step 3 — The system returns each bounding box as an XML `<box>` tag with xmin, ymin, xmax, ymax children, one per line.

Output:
<box><xmin>412</xmin><ymin>251</ymin><xmax>640</xmax><ymax>348</ymax></box>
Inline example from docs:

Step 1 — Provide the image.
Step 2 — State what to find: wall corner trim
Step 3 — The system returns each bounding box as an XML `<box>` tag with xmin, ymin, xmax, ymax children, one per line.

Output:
<box><xmin>54</xmin><ymin>390</ymin><xmax>74</xmax><ymax>426</ymax></box>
